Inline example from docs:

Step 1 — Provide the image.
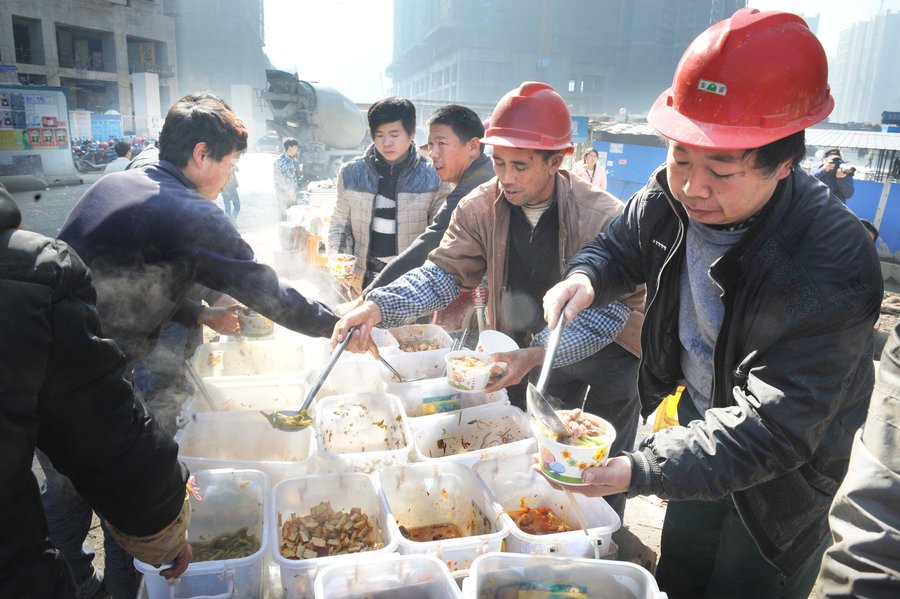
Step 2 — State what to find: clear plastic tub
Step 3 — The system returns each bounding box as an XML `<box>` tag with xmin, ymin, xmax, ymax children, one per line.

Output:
<box><xmin>186</xmin><ymin>377</ymin><xmax>310</xmax><ymax>413</ymax></box>
<box><xmin>377</xmin><ymin>324</ymin><xmax>454</xmax><ymax>380</ymax></box>
<box><xmin>136</xmin><ymin>469</ymin><xmax>269</xmax><ymax>599</ymax></box>
<box><xmin>315</xmin><ymin>393</ymin><xmax>412</xmax><ymax>473</ymax></box>
<box><xmin>318</xmin><ymin>354</ymin><xmax>388</xmax><ymax>397</ymax></box>
<box><xmin>410</xmin><ymin>404</ymin><xmax>535</xmax><ymax>468</ymax></box>
<box><xmin>378</xmin><ymin>462</ymin><xmax>507</xmax><ymax>572</ymax></box>
<box><xmin>271</xmin><ymin>473</ymin><xmax>398</xmax><ymax>599</ymax></box>
<box><xmin>370</xmin><ymin>327</ymin><xmax>400</xmax><ymax>352</ymax></box>
<box><xmin>182</xmin><ymin>355</ymin><xmax>385</xmax><ymax>417</ymax></box>
<box><xmin>191</xmin><ymin>337</ymin><xmax>327</xmax><ymax>382</ymax></box>
<box><xmin>388</xmin><ymin>378</ymin><xmax>509</xmax><ymax>418</ymax></box>
<box><xmin>314</xmin><ymin>554</ymin><xmax>462</xmax><ymax>598</ymax></box>
<box><xmin>462</xmin><ymin>552</ymin><xmax>666</xmax><ymax>598</ymax></box>
<box><xmin>175</xmin><ymin>411</ymin><xmax>316</xmax><ymax>484</ymax></box>
<box><xmin>472</xmin><ymin>453</ymin><xmax>620</xmax><ymax>558</ymax></box>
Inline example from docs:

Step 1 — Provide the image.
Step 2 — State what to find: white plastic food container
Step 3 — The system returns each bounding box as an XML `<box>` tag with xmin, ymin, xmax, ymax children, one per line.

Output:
<box><xmin>184</xmin><ymin>377</ymin><xmax>310</xmax><ymax>414</ymax></box>
<box><xmin>387</xmin><ymin>377</ymin><xmax>509</xmax><ymax>419</ymax></box>
<box><xmin>314</xmin><ymin>554</ymin><xmax>462</xmax><ymax>598</ymax></box>
<box><xmin>378</xmin><ymin>324</ymin><xmax>453</xmax><ymax>381</ymax></box>
<box><xmin>472</xmin><ymin>453</ymin><xmax>620</xmax><ymax>558</ymax></box>
<box><xmin>462</xmin><ymin>552</ymin><xmax>667</xmax><ymax>599</ymax></box>
<box><xmin>136</xmin><ymin>469</ymin><xmax>268</xmax><ymax>599</ymax></box>
<box><xmin>378</xmin><ymin>462</ymin><xmax>507</xmax><ymax>571</ymax></box>
<box><xmin>272</xmin><ymin>472</ymin><xmax>398</xmax><ymax>599</ymax></box>
<box><xmin>175</xmin><ymin>411</ymin><xmax>316</xmax><ymax>484</ymax></box>
<box><xmin>315</xmin><ymin>393</ymin><xmax>412</xmax><ymax>473</ymax></box>
<box><xmin>191</xmin><ymin>337</ymin><xmax>325</xmax><ymax>382</ymax></box>
<box><xmin>410</xmin><ymin>403</ymin><xmax>534</xmax><ymax>468</ymax></box>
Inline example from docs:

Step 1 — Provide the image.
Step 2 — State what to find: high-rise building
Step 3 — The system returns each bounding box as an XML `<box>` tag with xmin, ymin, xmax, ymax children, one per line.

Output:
<box><xmin>388</xmin><ymin>0</ymin><xmax>746</xmax><ymax>119</ymax></box>
<box><xmin>165</xmin><ymin>0</ymin><xmax>270</xmax><ymax>137</ymax></box>
<box><xmin>830</xmin><ymin>10</ymin><xmax>900</xmax><ymax>123</ymax></box>
<box><xmin>0</xmin><ymin>0</ymin><xmax>269</xmax><ymax>137</ymax></box>
<box><xmin>0</xmin><ymin>0</ymin><xmax>177</xmax><ymax>135</ymax></box>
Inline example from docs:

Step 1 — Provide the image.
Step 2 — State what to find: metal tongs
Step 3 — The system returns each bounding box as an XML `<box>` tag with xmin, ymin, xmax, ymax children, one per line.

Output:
<box><xmin>262</xmin><ymin>327</ymin><xmax>357</xmax><ymax>432</ymax></box>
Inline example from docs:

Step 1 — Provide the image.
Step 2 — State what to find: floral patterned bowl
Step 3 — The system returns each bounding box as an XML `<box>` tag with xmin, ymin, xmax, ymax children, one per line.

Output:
<box><xmin>533</xmin><ymin>410</ymin><xmax>615</xmax><ymax>486</ymax></box>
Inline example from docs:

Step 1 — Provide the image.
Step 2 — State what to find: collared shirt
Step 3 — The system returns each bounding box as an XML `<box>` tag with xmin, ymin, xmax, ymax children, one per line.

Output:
<box><xmin>369</xmin><ymin>261</ymin><xmax>628</xmax><ymax>368</ymax></box>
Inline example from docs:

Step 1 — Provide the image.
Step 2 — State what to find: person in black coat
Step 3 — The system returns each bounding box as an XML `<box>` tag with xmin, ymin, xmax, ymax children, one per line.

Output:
<box><xmin>0</xmin><ymin>184</ymin><xmax>192</xmax><ymax>598</ymax></box>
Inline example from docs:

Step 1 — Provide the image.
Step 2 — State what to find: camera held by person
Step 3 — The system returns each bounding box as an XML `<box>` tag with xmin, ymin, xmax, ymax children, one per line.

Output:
<box><xmin>813</xmin><ymin>148</ymin><xmax>855</xmax><ymax>202</ymax></box>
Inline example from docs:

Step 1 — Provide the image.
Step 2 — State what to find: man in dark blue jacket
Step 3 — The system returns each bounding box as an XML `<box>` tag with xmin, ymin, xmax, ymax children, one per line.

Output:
<box><xmin>543</xmin><ymin>10</ymin><xmax>881</xmax><ymax>598</ymax></box>
<box><xmin>59</xmin><ymin>92</ymin><xmax>337</xmax><ymax>363</ymax></box>
<box><xmin>55</xmin><ymin>91</ymin><xmax>337</xmax><ymax>596</ymax></box>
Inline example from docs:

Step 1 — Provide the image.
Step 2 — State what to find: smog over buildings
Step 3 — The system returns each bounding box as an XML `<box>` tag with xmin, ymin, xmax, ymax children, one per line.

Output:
<box><xmin>1</xmin><ymin>0</ymin><xmax>898</xmax><ymax>201</ymax></box>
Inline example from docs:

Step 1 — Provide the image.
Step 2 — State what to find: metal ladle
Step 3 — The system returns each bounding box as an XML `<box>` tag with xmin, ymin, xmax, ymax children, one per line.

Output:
<box><xmin>526</xmin><ymin>307</ymin><xmax>574</xmax><ymax>443</ymax></box>
<box><xmin>262</xmin><ymin>327</ymin><xmax>357</xmax><ymax>432</ymax></box>
<box><xmin>527</xmin><ymin>307</ymin><xmax>590</xmax><ymax>536</ymax></box>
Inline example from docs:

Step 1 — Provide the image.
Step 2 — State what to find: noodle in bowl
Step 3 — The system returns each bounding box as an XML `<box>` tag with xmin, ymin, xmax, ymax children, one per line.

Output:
<box><xmin>533</xmin><ymin>409</ymin><xmax>615</xmax><ymax>486</ymax></box>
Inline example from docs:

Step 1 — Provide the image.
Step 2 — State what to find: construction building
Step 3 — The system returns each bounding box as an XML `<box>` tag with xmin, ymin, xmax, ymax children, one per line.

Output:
<box><xmin>387</xmin><ymin>0</ymin><xmax>746</xmax><ymax>120</ymax></box>
<box><xmin>0</xmin><ymin>0</ymin><xmax>268</xmax><ymax>138</ymax></box>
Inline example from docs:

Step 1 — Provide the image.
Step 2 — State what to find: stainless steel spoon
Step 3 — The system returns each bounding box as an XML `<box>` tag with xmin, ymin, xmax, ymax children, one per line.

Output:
<box><xmin>262</xmin><ymin>327</ymin><xmax>357</xmax><ymax>431</ymax></box>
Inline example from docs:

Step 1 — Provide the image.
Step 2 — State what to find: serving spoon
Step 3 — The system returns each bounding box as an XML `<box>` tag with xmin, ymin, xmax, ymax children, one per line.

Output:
<box><xmin>261</xmin><ymin>327</ymin><xmax>357</xmax><ymax>432</ymax></box>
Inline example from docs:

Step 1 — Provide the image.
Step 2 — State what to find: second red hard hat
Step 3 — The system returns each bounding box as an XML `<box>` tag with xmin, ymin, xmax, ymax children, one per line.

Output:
<box><xmin>647</xmin><ymin>8</ymin><xmax>834</xmax><ymax>150</ymax></box>
<box><xmin>482</xmin><ymin>82</ymin><xmax>574</xmax><ymax>154</ymax></box>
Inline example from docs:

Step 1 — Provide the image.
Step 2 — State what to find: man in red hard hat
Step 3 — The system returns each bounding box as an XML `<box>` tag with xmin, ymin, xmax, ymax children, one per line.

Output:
<box><xmin>543</xmin><ymin>9</ymin><xmax>881</xmax><ymax>598</ymax></box>
<box><xmin>333</xmin><ymin>82</ymin><xmax>645</xmax><ymax>517</ymax></box>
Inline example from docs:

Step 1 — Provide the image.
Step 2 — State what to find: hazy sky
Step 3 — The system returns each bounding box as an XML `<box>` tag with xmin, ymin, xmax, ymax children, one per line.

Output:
<box><xmin>263</xmin><ymin>0</ymin><xmax>899</xmax><ymax>104</ymax></box>
<box><xmin>263</xmin><ymin>0</ymin><xmax>393</xmax><ymax>104</ymax></box>
<box><xmin>747</xmin><ymin>0</ymin><xmax>898</xmax><ymax>57</ymax></box>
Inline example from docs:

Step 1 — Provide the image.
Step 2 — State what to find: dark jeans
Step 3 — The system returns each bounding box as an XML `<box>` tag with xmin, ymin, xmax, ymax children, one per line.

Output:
<box><xmin>510</xmin><ymin>342</ymin><xmax>641</xmax><ymax>518</ymax></box>
<box><xmin>656</xmin><ymin>498</ymin><xmax>830</xmax><ymax>598</ymax></box>
<box><xmin>654</xmin><ymin>395</ymin><xmax>830</xmax><ymax>598</ymax></box>
<box><xmin>35</xmin><ymin>451</ymin><xmax>136</xmax><ymax>599</ymax></box>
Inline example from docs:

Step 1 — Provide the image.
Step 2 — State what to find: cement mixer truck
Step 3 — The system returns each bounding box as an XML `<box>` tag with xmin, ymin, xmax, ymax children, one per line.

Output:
<box><xmin>261</xmin><ymin>69</ymin><xmax>368</xmax><ymax>182</ymax></box>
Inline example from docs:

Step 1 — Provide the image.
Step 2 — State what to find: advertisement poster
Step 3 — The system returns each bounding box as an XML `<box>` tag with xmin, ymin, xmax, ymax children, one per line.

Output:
<box><xmin>0</xmin><ymin>87</ymin><xmax>71</xmax><ymax>151</ymax></box>
<box><xmin>68</xmin><ymin>110</ymin><xmax>92</xmax><ymax>141</ymax></box>
<box><xmin>0</xmin><ymin>84</ymin><xmax>77</xmax><ymax>180</ymax></box>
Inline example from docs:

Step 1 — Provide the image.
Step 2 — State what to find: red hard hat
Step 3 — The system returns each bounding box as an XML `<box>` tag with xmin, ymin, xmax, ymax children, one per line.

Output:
<box><xmin>134</xmin><ymin>136</ymin><xmax>144</xmax><ymax>144</ymax></box>
<box><xmin>482</xmin><ymin>82</ymin><xmax>574</xmax><ymax>154</ymax></box>
<box><xmin>99</xmin><ymin>142</ymin><xmax>109</xmax><ymax>149</ymax></box>
<box><xmin>647</xmin><ymin>8</ymin><xmax>834</xmax><ymax>150</ymax></box>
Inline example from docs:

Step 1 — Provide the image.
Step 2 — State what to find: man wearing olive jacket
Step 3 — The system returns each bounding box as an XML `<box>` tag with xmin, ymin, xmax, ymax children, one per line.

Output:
<box><xmin>543</xmin><ymin>10</ymin><xmax>882</xmax><ymax>598</ymax></box>
<box><xmin>0</xmin><ymin>184</ymin><xmax>191</xmax><ymax>598</ymax></box>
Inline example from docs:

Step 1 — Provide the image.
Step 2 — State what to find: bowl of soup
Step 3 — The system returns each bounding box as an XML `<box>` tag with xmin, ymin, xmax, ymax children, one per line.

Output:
<box><xmin>327</xmin><ymin>253</ymin><xmax>357</xmax><ymax>279</ymax></box>
<box><xmin>444</xmin><ymin>350</ymin><xmax>493</xmax><ymax>392</ymax></box>
<box><xmin>238</xmin><ymin>308</ymin><xmax>274</xmax><ymax>337</ymax></box>
<box><xmin>534</xmin><ymin>409</ymin><xmax>615</xmax><ymax>486</ymax></box>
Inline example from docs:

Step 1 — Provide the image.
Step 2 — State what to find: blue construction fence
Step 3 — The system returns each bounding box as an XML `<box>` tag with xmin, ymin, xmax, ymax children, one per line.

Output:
<box><xmin>593</xmin><ymin>140</ymin><xmax>900</xmax><ymax>258</ymax></box>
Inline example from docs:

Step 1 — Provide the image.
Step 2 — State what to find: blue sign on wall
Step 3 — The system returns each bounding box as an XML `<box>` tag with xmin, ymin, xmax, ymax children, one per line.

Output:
<box><xmin>91</xmin><ymin>113</ymin><xmax>123</xmax><ymax>141</ymax></box>
<box><xmin>593</xmin><ymin>140</ymin><xmax>666</xmax><ymax>201</ymax></box>
<box><xmin>571</xmin><ymin>116</ymin><xmax>589</xmax><ymax>144</ymax></box>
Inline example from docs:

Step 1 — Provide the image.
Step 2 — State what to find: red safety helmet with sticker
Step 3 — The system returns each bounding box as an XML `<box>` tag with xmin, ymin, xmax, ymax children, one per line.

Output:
<box><xmin>482</xmin><ymin>82</ymin><xmax>574</xmax><ymax>154</ymax></box>
<box><xmin>647</xmin><ymin>8</ymin><xmax>833</xmax><ymax>150</ymax></box>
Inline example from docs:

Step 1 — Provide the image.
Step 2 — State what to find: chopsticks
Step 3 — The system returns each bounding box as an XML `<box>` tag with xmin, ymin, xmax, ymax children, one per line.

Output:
<box><xmin>440</xmin><ymin>327</ymin><xmax>469</xmax><ymax>376</ymax></box>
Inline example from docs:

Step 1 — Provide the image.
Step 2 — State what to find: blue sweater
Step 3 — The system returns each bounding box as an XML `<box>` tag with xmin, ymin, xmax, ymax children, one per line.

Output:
<box><xmin>58</xmin><ymin>161</ymin><xmax>336</xmax><ymax>360</ymax></box>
